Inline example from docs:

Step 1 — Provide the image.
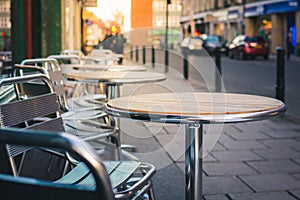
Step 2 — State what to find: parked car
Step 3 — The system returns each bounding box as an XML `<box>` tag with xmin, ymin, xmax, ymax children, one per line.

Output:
<box><xmin>0</xmin><ymin>51</ymin><xmax>12</xmax><ymax>76</ymax></box>
<box><xmin>180</xmin><ymin>36</ymin><xmax>203</xmax><ymax>55</ymax></box>
<box><xmin>228</xmin><ymin>35</ymin><xmax>269</xmax><ymax>60</ymax></box>
<box><xmin>202</xmin><ymin>35</ymin><xmax>228</xmax><ymax>56</ymax></box>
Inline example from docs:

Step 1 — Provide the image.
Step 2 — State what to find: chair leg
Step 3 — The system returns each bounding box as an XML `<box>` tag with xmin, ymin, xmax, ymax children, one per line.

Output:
<box><xmin>147</xmin><ymin>183</ymin><xmax>155</xmax><ymax>200</ymax></box>
<box><xmin>47</xmin><ymin>155</ymin><xmax>56</xmax><ymax>172</ymax></box>
<box><xmin>17</xmin><ymin>152</ymin><xmax>27</xmax><ymax>176</ymax></box>
<box><xmin>8</xmin><ymin>157</ymin><xmax>18</xmax><ymax>177</ymax></box>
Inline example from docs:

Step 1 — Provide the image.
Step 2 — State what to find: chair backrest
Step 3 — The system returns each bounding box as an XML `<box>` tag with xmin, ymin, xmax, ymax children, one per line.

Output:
<box><xmin>90</xmin><ymin>49</ymin><xmax>113</xmax><ymax>57</ymax></box>
<box><xmin>0</xmin><ymin>128</ymin><xmax>114</xmax><ymax>200</ymax></box>
<box><xmin>17</xmin><ymin>58</ymin><xmax>69</xmax><ymax>112</ymax></box>
<box><xmin>0</xmin><ymin>74</ymin><xmax>65</xmax><ymax>176</ymax></box>
<box><xmin>0</xmin><ymin>75</ymin><xmax>114</xmax><ymax>199</ymax></box>
<box><xmin>61</xmin><ymin>50</ymin><xmax>85</xmax><ymax>58</ymax></box>
<box><xmin>48</xmin><ymin>54</ymin><xmax>82</xmax><ymax>65</ymax></box>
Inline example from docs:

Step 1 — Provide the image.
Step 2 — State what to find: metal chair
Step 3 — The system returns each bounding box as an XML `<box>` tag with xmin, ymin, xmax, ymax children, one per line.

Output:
<box><xmin>0</xmin><ymin>75</ymin><xmax>156</xmax><ymax>199</ymax></box>
<box><xmin>60</xmin><ymin>49</ymin><xmax>85</xmax><ymax>58</ymax></box>
<box><xmin>7</xmin><ymin>71</ymin><xmax>119</xmax><ymax>159</ymax></box>
<box><xmin>19</xmin><ymin>58</ymin><xmax>106</xmax><ymax>110</ymax></box>
<box><xmin>0</xmin><ymin>128</ymin><xmax>114</xmax><ymax>200</ymax></box>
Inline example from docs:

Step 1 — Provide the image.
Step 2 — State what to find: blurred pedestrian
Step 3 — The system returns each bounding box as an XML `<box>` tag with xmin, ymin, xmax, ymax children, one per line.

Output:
<box><xmin>259</xmin><ymin>24</ymin><xmax>266</xmax><ymax>40</ymax></box>
<box><xmin>3</xmin><ymin>36</ymin><xmax>11</xmax><ymax>51</ymax></box>
<box><xmin>113</xmin><ymin>33</ymin><xmax>126</xmax><ymax>64</ymax></box>
<box><xmin>102</xmin><ymin>29</ymin><xmax>114</xmax><ymax>50</ymax></box>
<box><xmin>286</xmin><ymin>31</ymin><xmax>293</xmax><ymax>60</ymax></box>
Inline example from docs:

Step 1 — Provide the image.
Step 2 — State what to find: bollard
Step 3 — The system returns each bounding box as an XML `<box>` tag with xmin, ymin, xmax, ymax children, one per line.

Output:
<box><xmin>215</xmin><ymin>47</ymin><xmax>222</xmax><ymax>92</ymax></box>
<box><xmin>165</xmin><ymin>49</ymin><xmax>169</xmax><ymax>72</ymax></box>
<box><xmin>136</xmin><ymin>45</ymin><xmax>139</xmax><ymax>63</ymax></box>
<box><xmin>152</xmin><ymin>45</ymin><xmax>155</xmax><ymax>68</ymax></box>
<box><xmin>183</xmin><ymin>51</ymin><xmax>188</xmax><ymax>80</ymax></box>
<box><xmin>142</xmin><ymin>45</ymin><xmax>146</xmax><ymax>64</ymax></box>
<box><xmin>130</xmin><ymin>45</ymin><xmax>133</xmax><ymax>60</ymax></box>
<box><xmin>276</xmin><ymin>47</ymin><xmax>285</xmax><ymax>102</ymax></box>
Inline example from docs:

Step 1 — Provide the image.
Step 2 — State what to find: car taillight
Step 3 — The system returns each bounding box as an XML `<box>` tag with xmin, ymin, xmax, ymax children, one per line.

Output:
<box><xmin>244</xmin><ymin>42</ymin><xmax>249</xmax><ymax>48</ymax></box>
<box><xmin>249</xmin><ymin>42</ymin><xmax>257</xmax><ymax>48</ymax></box>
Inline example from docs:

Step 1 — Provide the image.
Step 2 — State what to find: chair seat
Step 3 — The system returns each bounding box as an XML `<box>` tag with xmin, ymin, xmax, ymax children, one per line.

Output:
<box><xmin>61</xmin><ymin>107</ymin><xmax>106</xmax><ymax>121</ymax></box>
<box><xmin>64</xmin><ymin>120</ymin><xmax>114</xmax><ymax>142</ymax></box>
<box><xmin>67</xmin><ymin>94</ymin><xmax>106</xmax><ymax>109</ymax></box>
<box><xmin>56</xmin><ymin>161</ymin><xmax>141</xmax><ymax>189</ymax></box>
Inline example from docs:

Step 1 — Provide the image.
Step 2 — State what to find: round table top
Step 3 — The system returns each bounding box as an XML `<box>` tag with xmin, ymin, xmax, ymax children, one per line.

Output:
<box><xmin>83</xmin><ymin>55</ymin><xmax>119</xmax><ymax>62</ymax></box>
<box><xmin>64</xmin><ymin>71</ymin><xmax>166</xmax><ymax>84</ymax></box>
<box><xmin>62</xmin><ymin>64</ymin><xmax>146</xmax><ymax>72</ymax></box>
<box><xmin>105</xmin><ymin>92</ymin><xmax>286</xmax><ymax>124</ymax></box>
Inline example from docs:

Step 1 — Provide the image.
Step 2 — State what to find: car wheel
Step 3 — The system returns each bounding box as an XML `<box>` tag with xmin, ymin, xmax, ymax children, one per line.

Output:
<box><xmin>239</xmin><ymin>51</ymin><xmax>245</xmax><ymax>60</ymax></box>
<box><xmin>228</xmin><ymin>50</ymin><xmax>234</xmax><ymax>59</ymax></box>
<box><xmin>264</xmin><ymin>54</ymin><xmax>269</xmax><ymax>60</ymax></box>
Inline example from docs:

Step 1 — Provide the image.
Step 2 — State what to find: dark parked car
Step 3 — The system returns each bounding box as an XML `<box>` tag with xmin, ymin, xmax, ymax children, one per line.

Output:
<box><xmin>202</xmin><ymin>35</ymin><xmax>228</xmax><ymax>56</ymax></box>
<box><xmin>180</xmin><ymin>36</ymin><xmax>203</xmax><ymax>55</ymax></box>
<box><xmin>0</xmin><ymin>51</ymin><xmax>12</xmax><ymax>76</ymax></box>
<box><xmin>228</xmin><ymin>35</ymin><xmax>269</xmax><ymax>60</ymax></box>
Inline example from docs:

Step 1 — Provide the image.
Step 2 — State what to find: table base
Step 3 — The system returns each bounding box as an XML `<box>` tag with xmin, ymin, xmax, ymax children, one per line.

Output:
<box><xmin>185</xmin><ymin>123</ymin><xmax>203</xmax><ymax>200</ymax></box>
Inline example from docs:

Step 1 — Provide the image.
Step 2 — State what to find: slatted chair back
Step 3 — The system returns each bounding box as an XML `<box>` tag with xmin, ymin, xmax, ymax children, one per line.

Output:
<box><xmin>0</xmin><ymin>74</ymin><xmax>65</xmax><ymax>176</ymax></box>
<box><xmin>17</xmin><ymin>58</ymin><xmax>70</xmax><ymax>112</ymax></box>
<box><xmin>61</xmin><ymin>50</ymin><xmax>85</xmax><ymax>58</ymax></box>
<box><xmin>90</xmin><ymin>49</ymin><xmax>113</xmax><ymax>57</ymax></box>
<box><xmin>9</xmin><ymin>71</ymin><xmax>156</xmax><ymax>200</ymax></box>
<box><xmin>0</xmin><ymin>128</ymin><xmax>114</xmax><ymax>200</ymax></box>
<box><xmin>48</xmin><ymin>54</ymin><xmax>82</xmax><ymax>65</ymax></box>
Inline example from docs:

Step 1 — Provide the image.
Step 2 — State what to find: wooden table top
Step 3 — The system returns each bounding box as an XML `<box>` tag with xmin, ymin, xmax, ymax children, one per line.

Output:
<box><xmin>62</xmin><ymin>64</ymin><xmax>146</xmax><ymax>71</ymax></box>
<box><xmin>106</xmin><ymin>93</ymin><xmax>286</xmax><ymax>124</ymax></box>
<box><xmin>64</xmin><ymin>71</ymin><xmax>166</xmax><ymax>84</ymax></box>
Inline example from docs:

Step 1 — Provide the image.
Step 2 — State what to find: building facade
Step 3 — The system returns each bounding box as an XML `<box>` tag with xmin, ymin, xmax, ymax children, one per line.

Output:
<box><xmin>130</xmin><ymin>0</ymin><xmax>182</xmax><ymax>47</ymax></box>
<box><xmin>0</xmin><ymin>0</ymin><xmax>96</xmax><ymax>64</ymax></box>
<box><xmin>152</xmin><ymin>0</ymin><xmax>182</xmax><ymax>47</ymax></box>
<box><xmin>130</xmin><ymin>0</ymin><xmax>153</xmax><ymax>46</ymax></box>
<box><xmin>180</xmin><ymin>0</ymin><xmax>300</xmax><ymax>54</ymax></box>
<box><xmin>0</xmin><ymin>0</ymin><xmax>11</xmax><ymax>51</ymax></box>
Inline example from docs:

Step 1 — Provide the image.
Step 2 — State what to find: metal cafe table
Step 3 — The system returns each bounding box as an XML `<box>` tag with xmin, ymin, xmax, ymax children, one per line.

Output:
<box><xmin>64</xmin><ymin>71</ymin><xmax>167</xmax><ymax>159</ymax></box>
<box><xmin>105</xmin><ymin>92</ymin><xmax>286</xmax><ymax>200</ymax></box>
<box><xmin>64</xmin><ymin>71</ymin><xmax>166</xmax><ymax>100</ymax></box>
<box><xmin>62</xmin><ymin>63</ymin><xmax>146</xmax><ymax>72</ymax></box>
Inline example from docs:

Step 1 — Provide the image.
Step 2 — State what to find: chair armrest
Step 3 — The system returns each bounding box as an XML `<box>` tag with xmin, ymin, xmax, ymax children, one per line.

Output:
<box><xmin>0</xmin><ymin>127</ymin><xmax>114</xmax><ymax>199</ymax></box>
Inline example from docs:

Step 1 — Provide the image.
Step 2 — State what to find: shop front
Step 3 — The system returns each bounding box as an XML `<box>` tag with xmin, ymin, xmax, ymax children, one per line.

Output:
<box><xmin>244</xmin><ymin>0</ymin><xmax>300</xmax><ymax>54</ymax></box>
<box><xmin>227</xmin><ymin>7</ymin><xmax>242</xmax><ymax>42</ymax></box>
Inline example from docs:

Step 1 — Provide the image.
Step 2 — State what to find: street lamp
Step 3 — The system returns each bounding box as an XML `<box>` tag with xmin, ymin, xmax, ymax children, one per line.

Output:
<box><xmin>242</xmin><ymin>0</ymin><xmax>246</xmax><ymax>34</ymax></box>
<box><xmin>165</xmin><ymin>0</ymin><xmax>171</xmax><ymax>72</ymax></box>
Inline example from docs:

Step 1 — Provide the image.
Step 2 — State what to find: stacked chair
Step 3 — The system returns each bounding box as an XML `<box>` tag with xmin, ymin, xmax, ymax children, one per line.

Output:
<box><xmin>14</xmin><ymin>58</ymin><xmax>120</xmax><ymax>160</ymax></box>
<box><xmin>0</xmin><ymin>74</ymin><xmax>156</xmax><ymax>199</ymax></box>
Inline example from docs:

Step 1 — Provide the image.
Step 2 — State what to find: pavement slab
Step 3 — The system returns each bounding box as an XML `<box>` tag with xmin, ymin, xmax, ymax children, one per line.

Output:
<box><xmin>229</xmin><ymin>191</ymin><xmax>297</xmax><ymax>200</ymax></box>
<box><xmin>246</xmin><ymin>160</ymin><xmax>300</xmax><ymax>174</ymax></box>
<box><xmin>203</xmin><ymin>162</ymin><xmax>258</xmax><ymax>176</ymax></box>
<box><xmin>203</xmin><ymin>176</ymin><xmax>253</xmax><ymax>195</ymax></box>
<box><xmin>219</xmin><ymin>138</ymin><xmax>268</xmax><ymax>150</ymax></box>
<box><xmin>252</xmin><ymin>148</ymin><xmax>300</xmax><ymax>160</ymax></box>
<box><xmin>225</xmin><ymin>131</ymin><xmax>271</xmax><ymax>141</ymax></box>
<box><xmin>204</xmin><ymin>194</ymin><xmax>230</xmax><ymax>200</ymax></box>
<box><xmin>211</xmin><ymin>150</ymin><xmax>264</xmax><ymax>162</ymax></box>
<box><xmin>259</xmin><ymin>138</ymin><xmax>300</xmax><ymax>151</ymax></box>
<box><xmin>290</xmin><ymin>190</ymin><xmax>300</xmax><ymax>199</ymax></box>
<box><xmin>262</xmin><ymin>129</ymin><xmax>300</xmax><ymax>139</ymax></box>
<box><xmin>239</xmin><ymin>173</ymin><xmax>300</xmax><ymax>192</ymax></box>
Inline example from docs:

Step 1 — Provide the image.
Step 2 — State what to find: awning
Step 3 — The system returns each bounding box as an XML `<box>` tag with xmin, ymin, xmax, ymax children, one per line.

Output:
<box><xmin>228</xmin><ymin>10</ymin><xmax>239</xmax><ymax>20</ymax></box>
<box><xmin>245</xmin><ymin>0</ymin><xmax>300</xmax><ymax>17</ymax></box>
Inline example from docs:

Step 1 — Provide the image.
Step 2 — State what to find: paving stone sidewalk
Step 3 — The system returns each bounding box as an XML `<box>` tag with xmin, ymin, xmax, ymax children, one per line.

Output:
<box><xmin>118</xmin><ymin>60</ymin><xmax>300</xmax><ymax>200</ymax></box>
